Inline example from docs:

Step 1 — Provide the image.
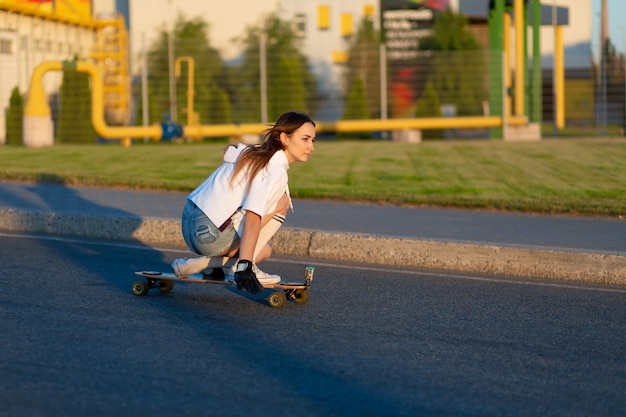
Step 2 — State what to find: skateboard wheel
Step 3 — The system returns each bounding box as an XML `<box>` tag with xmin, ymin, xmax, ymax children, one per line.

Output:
<box><xmin>268</xmin><ymin>291</ymin><xmax>287</xmax><ymax>309</ymax></box>
<box><xmin>132</xmin><ymin>281</ymin><xmax>148</xmax><ymax>296</ymax></box>
<box><xmin>158</xmin><ymin>279</ymin><xmax>174</xmax><ymax>293</ymax></box>
<box><xmin>293</xmin><ymin>289</ymin><xmax>309</xmax><ymax>305</ymax></box>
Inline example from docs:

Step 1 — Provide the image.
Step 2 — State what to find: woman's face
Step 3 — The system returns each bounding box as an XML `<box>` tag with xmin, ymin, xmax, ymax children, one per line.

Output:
<box><xmin>281</xmin><ymin>122</ymin><xmax>316</xmax><ymax>165</ymax></box>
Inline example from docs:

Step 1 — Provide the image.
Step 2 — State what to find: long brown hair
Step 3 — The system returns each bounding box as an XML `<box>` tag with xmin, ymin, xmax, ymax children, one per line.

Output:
<box><xmin>231</xmin><ymin>111</ymin><xmax>315</xmax><ymax>187</ymax></box>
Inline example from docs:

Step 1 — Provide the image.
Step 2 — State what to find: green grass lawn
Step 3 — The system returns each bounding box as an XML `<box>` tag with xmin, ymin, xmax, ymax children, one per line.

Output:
<box><xmin>1</xmin><ymin>138</ymin><xmax>625</xmax><ymax>217</ymax></box>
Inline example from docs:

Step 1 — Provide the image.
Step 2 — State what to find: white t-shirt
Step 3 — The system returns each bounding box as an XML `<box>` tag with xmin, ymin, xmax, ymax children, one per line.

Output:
<box><xmin>188</xmin><ymin>144</ymin><xmax>291</xmax><ymax>233</ymax></box>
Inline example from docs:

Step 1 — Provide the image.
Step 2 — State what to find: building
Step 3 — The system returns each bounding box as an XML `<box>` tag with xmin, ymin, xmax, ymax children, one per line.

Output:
<box><xmin>0</xmin><ymin>0</ymin><xmax>130</xmax><ymax>144</ymax></box>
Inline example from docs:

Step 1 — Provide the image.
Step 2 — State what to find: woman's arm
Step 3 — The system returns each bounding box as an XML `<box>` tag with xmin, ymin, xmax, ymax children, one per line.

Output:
<box><xmin>238</xmin><ymin>211</ymin><xmax>262</xmax><ymax>261</ymax></box>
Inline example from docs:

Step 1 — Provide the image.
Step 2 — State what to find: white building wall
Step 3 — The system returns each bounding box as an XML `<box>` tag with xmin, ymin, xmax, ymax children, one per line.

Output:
<box><xmin>0</xmin><ymin>8</ymin><xmax>96</xmax><ymax>144</ymax></box>
<box><xmin>278</xmin><ymin>0</ymin><xmax>378</xmax><ymax>119</ymax></box>
<box><xmin>537</xmin><ymin>0</ymin><xmax>593</xmax><ymax>68</ymax></box>
<box><xmin>0</xmin><ymin>8</ymin><xmax>97</xmax><ymax>144</ymax></box>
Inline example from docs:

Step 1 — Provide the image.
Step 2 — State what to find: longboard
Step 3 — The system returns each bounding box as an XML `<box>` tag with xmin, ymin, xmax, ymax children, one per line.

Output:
<box><xmin>132</xmin><ymin>266</ymin><xmax>314</xmax><ymax>309</ymax></box>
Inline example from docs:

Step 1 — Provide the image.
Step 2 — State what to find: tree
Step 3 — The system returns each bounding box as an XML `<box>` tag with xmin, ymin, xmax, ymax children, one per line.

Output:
<box><xmin>5</xmin><ymin>86</ymin><xmax>23</xmax><ymax>145</ymax></box>
<box><xmin>419</xmin><ymin>9</ymin><xmax>486</xmax><ymax>116</ymax></box>
<box><xmin>139</xmin><ymin>14</ymin><xmax>231</xmax><ymax>130</ymax></box>
<box><xmin>343</xmin><ymin>76</ymin><xmax>371</xmax><ymax>138</ymax></box>
<box><xmin>415</xmin><ymin>80</ymin><xmax>444</xmax><ymax>138</ymax></box>
<box><xmin>56</xmin><ymin>57</ymin><xmax>97</xmax><ymax>143</ymax></box>
<box><xmin>233</xmin><ymin>12</ymin><xmax>317</xmax><ymax>122</ymax></box>
<box><xmin>343</xmin><ymin>76</ymin><xmax>370</xmax><ymax>120</ymax></box>
<box><xmin>415</xmin><ymin>80</ymin><xmax>441</xmax><ymax>117</ymax></box>
<box><xmin>344</xmin><ymin>16</ymin><xmax>381</xmax><ymax>118</ymax></box>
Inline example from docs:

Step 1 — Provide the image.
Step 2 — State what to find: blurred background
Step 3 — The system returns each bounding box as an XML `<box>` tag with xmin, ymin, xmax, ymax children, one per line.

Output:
<box><xmin>1</xmin><ymin>0</ymin><xmax>624</xmax><ymax>144</ymax></box>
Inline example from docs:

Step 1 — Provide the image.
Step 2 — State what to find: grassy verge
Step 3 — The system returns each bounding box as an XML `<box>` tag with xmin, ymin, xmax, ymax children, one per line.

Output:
<box><xmin>1</xmin><ymin>138</ymin><xmax>625</xmax><ymax>217</ymax></box>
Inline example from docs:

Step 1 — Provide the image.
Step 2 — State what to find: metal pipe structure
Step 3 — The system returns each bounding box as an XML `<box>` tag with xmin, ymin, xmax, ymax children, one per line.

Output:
<box><xmin>174</xmin><ymin>57</ymin><xmax>196</xmax><ymax>127</ymax></box>
<box><xmin>531</xmin><ymin>0</ymin><xmax>542</xmax><ymax>124</ymax></box>
<box><xmin>504</xmin><ymin>11</ymin><xmax>511</xmax><ymax>119</ymax></box>
<box><xmin>25</xmin><ymin>60</ymin><xmax>528</xmax><ymax>146</ymax></box>
<box><xmin>23</xmin><ymin>60</ymin><xmax>55</xmax><ymax>147</ymax></box>
<box><xmin>24</xmin><ymin>60</ymin><xmax>162</xmax><ymax>147</ymax></box>
<box><xmin>555</xmin><ymin>24</ymin><xmax>565</xmax><ymax>129</ymax></box>
<box><xmin>259</xmin><ymin>33</ymin><xmax>268</xmax><ymax>124</ymax></box>
<box><xmin>316</xmin><ymin>115</ymin><xmax>527</xmax><ymax>133</ymax></box>
<box><xmin>184</xmin><ymin>116</ymin><xmax>528</xmax><ymax>137</ymax></box>
<box><xmin>514</xmin><ymin>0</ymin><xmax>525</xmax><ymax>116</ymax></box>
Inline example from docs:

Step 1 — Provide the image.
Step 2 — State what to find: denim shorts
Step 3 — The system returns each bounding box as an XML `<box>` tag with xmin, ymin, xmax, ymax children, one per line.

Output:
<box><xmin>181</xmin><ymin>200</ymin><xmax>237</xmax><ymax>256</ymax></box>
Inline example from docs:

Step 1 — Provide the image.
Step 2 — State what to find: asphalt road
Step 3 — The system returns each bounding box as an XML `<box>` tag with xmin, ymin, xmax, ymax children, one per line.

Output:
<box><xmin>1</xmin><ymin>231</ymin><xmax>625</xmax><ymax>417</ymax></box>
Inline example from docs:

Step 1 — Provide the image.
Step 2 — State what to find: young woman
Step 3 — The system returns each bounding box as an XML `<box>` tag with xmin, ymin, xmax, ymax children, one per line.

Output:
<box><xmin>171</xmin><ymin>111</ymin><xmax>316</xmax><ymax>294</ymax></box>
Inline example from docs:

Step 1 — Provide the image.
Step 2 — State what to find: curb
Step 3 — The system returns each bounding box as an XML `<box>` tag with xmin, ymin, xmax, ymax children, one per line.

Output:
<box><xmin>1</xmin><ymin>208</ymin><xmax>624</xmax><ymax>286</ymax></box>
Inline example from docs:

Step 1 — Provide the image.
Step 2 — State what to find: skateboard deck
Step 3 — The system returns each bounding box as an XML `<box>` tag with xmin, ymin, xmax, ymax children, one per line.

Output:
<box><xmin>132</xmin><ymin>266</ymin><xmax>314</xmax><ymax>309</ymax></box>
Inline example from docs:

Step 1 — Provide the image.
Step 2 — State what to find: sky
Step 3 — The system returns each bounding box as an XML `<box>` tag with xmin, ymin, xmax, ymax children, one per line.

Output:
<box><xmin>592</xmin><ymin>0</ymin><xmax>626</xmax><ymax>55</ymax></box>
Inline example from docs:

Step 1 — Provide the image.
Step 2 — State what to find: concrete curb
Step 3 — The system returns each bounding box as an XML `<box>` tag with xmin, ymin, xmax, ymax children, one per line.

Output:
<box><xmin>1</xmin><ymin>208</ymin><xmax>625</xmax><ymax>285</ymax></box>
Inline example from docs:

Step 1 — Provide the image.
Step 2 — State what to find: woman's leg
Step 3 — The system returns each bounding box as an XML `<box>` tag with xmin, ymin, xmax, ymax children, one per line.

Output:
<box><xmin>254</xmin><ymin>193</ymin><xmax>290</xmax><ymax>262</ymax></box>
<box><xmin>174</xmin><ymin>201</ymin><xmax>237</xmax><ymax>276</ymax></box>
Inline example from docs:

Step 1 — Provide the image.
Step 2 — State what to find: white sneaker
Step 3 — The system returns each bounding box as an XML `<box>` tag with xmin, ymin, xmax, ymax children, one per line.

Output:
<box><xmin>226</xmin><ymin>263</ymin><xmax>281</xmax><ymax>285</ymax></box>
<box><xmin>171</xmin><ymin>257</ymin><xmax>210</xmax><ymax>277</ymax></box>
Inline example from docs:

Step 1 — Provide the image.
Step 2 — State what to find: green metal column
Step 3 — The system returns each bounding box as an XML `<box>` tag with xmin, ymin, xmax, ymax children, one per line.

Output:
<box><xmin>489</xmin><ymin>0</ymin><xmax>505</xmax><ymax>138</ymax></box>
<box><xmin>531</xmin><ymin>0</ymin><xmax>542</xmax><ymax>123</ymax></box>
<box><xmin>524</xmin><ymin>1</ymin><xmax>530</xmax><ymax>116</ymax></box>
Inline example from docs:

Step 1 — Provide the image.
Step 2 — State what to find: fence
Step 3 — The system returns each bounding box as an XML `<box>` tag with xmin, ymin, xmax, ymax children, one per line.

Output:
<box><xmin>135</xmin><ymin>41</ymin><xmax>626</xmax><ymax>139</ymax></box>
<box><xmin>5</xmin><ymin>40</ymin><xmax>626</xmax><ymax>143</ymax></box>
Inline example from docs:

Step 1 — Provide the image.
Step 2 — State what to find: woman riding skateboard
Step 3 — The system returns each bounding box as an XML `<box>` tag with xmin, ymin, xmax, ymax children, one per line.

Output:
<box><xmin>171</xmin><ymin>111</ymin><xmax>316</xmax><ymax>294</ymax></box>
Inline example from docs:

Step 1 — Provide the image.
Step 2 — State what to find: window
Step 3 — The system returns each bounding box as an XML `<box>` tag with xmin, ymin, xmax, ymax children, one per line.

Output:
<box><xmin>341</xmin><ymin>13</ymin><xmax>353</xmax><ymax>37</ymax></box>
<box><xmin>318</xmin><ymin>5</ymin><xmax>330</xmax><ymax>30</ymax></box>
<box><xmin>363</xmin><ymin>4</ymin><xmax>375</xmax><ymax>17</ymax></box>
<box><xmin>0</xmin><ymin>39</ymin><xmax>13</xmax><ymax>55</ymax></box>
<box><xmin>332</xmin><ymin>50</ymin><xmax>348</xmax><ymax>63</ymax></box>
<box><xmin>293</xmin><ymin>13</ymin><xmax>306</xmax><ymax>37</ymax></box>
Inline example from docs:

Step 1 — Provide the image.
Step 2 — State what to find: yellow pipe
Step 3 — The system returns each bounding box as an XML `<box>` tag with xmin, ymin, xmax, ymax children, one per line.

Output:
<box><xmin>175</xmin><ymin>57</ymin><xmax>196</xmax><ymax>127</ymax></box>
<box><xmin>504</xmin><ymin>12</ymin><xmax>512</xmax><ymax>118</ymax></box>
<box><xmin>183</xmin><ymin>116</ymin><xmax>528</xmax><ymax>139</ymax></box>
<box><xmin>184</xmin><ymin>123</ymin><xmax>270</xmax><ymax>138</ymax></box>
<box><xmin>76</xmin><ymin>62</ymin><xmax>162</xmax><ymax>139</ymax></box>
<box><xmin>316</xmin><ymin>116</ymin><xmax>528</xmax><ymax>133</ymax></box>
<box><xmin>24</xmin><ymin>61</ymin><xmax>58</xmax><ymax>117</ymax></box>
<box><xmin>27</xmin><ymin>60</ymin><xmax>530</xmax><ymax>142</ymax></box>
<box><xmin>514</xmin><ymin>0</ymin><xmax>525</xmax><ymax>116</ymax></box>
<box><xmin>555</xmin><ymin>25</ymin><xmax>565</xmax><ymax>129</ymax></box>
<box><xmin>25</xmin><ymin>60</ymin><xmax>162</xmax><ymax>141</ymax></box>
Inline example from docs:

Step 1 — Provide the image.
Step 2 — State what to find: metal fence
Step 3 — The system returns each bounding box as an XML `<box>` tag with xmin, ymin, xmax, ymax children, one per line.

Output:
<box><xmin>134</xmin><ymin>43</ymin><xmax>495</xmax><ymax>126</ymax></box>
<box><xmin>131</xmin><ymin>40</ymin><xmax>625</xmax><ymax>138</ymax></box>
<box><xmin>6</xmin><ymin>40</ymin><xmax>626</xmax><ymax>143</ymax></box>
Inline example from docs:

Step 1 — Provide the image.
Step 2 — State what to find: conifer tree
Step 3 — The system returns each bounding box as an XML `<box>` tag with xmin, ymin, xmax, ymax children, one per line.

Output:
<box><xmin>57</xmin><ymin>58</ymin><xmax>96</xmax><ymax>143</ymax></box>
<box><xmin>5</xmin><ymin>86</ymin><xmax>23</xmax><ymax>145</ymax></box>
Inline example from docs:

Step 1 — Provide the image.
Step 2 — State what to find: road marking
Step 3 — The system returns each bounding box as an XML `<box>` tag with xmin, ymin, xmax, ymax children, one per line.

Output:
<box><xmin>2</xmin><ymin>231</ymin><xmax>625</xmax><ymax>294</ymax></box>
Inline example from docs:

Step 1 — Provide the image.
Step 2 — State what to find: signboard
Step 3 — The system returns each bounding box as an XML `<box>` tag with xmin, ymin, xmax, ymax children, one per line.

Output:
<box><xmin>380</xmin><ymin>0</ymin><xmax>449</xmax><ymax>60</ymax></box>
<box><xmin>380</xmin><ymin>0</ymin><xmax>449</xmax><ymax>117</ymax></box>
